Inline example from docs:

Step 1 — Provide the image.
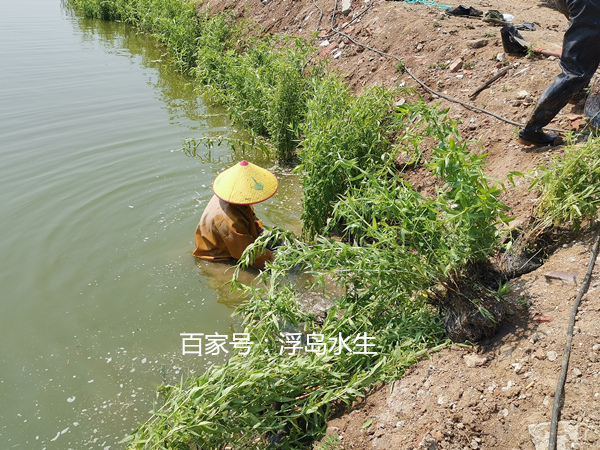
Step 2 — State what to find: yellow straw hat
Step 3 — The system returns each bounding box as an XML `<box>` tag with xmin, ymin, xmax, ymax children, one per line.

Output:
<box><xmin>212</xmin><ymin>160</ymin><xmax>278</xmax><ymax>205</ymax></box>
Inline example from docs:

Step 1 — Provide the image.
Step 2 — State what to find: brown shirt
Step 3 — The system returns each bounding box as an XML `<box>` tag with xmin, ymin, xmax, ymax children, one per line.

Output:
<box><xmin>193</xmin><ymin>195</ymin><xmax>274</xmax><ymax>269</ymax></box>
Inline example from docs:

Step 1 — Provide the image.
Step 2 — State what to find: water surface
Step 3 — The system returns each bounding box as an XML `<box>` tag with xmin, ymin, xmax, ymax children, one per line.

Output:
<box><xmin>0</xmin><ymin>1</ymin><xmax>302</xmax><ymax>447</ymax></box>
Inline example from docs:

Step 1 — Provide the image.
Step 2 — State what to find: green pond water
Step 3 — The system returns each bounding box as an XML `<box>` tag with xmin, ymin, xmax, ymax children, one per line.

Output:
<box><xmin>0</xmin><ymin>0</ymin><xmax>302</xmax><ymax>447</ymax></box>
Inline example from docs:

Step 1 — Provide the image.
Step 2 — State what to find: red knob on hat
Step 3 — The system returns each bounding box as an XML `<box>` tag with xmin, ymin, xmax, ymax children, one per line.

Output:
<box><xmin>240</xmin><ymin>160</ymin><xmax>249</xmax><ymax>166</ymax></box>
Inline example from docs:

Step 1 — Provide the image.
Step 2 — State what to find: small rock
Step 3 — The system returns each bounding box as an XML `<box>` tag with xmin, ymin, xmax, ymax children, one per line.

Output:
<box><xmin>319</xmin><ymin>39</ymin><xmax>330</xmax><ymax>47</ymax></box>
<box><xmin>516</xmin><ymin>90</ymin><xmax>530</xmax><ymax>100</ymax></box>
<box><xmin>449</xmin><ymin>57</ymin><xmax>463</xmax><ymax>73</ymax></box>
<box><xmin>502</xmin><ymin>380</ymin><xmax>515</xmax><ymax>392</ymax></box>
<box><xmin>547</xmin><ymin>351</ymin><xmax>558</xmax><ymax>362</ymax></box>
<box><xmin>341</xmin><ymin>0</ymin><xmax>352</xmax><ymax>15</ymax></box>
<box><xmin>416</xmin><ymin>43</ymin><xmax>424</xmax><ymax>51</ymax></box>
<box><xmin>319</xmin><ymin>43</ymin><xmax>337</xmax><ymax>58</ymax></box>
<box><xmin>530</xmin><ymin>332</ymin><xmax>545</xmax><ymax>344</ymax></box>
<box><xmin>529</xmin><ymin>421</ymin><xmax>580</xmax><ymax>450</ymax></box>
<box><xmin>496</xmin><ymin>52</ymin><xmax>506</xmax><ymax>62</ymax></box>
<box><xmin>534</xmin><ymin>348</ymin><xmax>546</xmax><ymax>360</ymax></box>
<box><xmin>593</xmin><ymin>344</ymin><xmax>600</xmax><ymax>352</ymax></box>
<box><xmin>432</xmin><ymin>430</ymin><xmax>444</xmax><ymax>441</ymax></box>
<box><xmin>511</xmin><ymin>363</ymin><xmax>523</xmax><ymax>374</ymax></box>
<box><xmin>418</xmin><ymin>433</ymin><xmax>438</xmax><ymax>449</ymax></box>
<box><xmin>467</xmin><ymin>39</ymin><xmax>488</xmax><ymax>49</ymax></box>
<box><xmin>544</xmin><ymin>271</ymin><xmax>577</xmax><ymax>283</ymax></box>
<box><xmin>572</xmin><ymin>368</ymin><xmax>582</xmax><ymax>377</ymax></box>
<box><xmin>464</xmin><ymin>354</ymin><xmax>487</xmax><ymax>368</ymax></box>
<box><xmin>585</xmin><ymin>429</ymin><xmax>599</xmax><ymax>443</ymax></box>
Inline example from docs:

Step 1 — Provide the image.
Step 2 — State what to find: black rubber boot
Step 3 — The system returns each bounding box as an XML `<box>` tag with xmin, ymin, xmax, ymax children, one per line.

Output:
<box><xmin>519</xmin><ymin>0</ymin><xmax>600</xmax><ymax>144</ymax></box>
<box><xmin>568</xmin><ymin>86</ymin><xmax>589</xmax><ymax>105</ymax></box>
<box><xmin>518</xmin><ymin>129</ymin><xmax>558</xmax><ymax>146</ymax></box>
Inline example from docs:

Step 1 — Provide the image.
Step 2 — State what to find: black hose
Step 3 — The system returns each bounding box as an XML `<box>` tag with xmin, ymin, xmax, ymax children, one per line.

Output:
<box><xmin>548</xmin><ymin>224</ymin><xmax>600</xmax><ymax>450</ymax></box>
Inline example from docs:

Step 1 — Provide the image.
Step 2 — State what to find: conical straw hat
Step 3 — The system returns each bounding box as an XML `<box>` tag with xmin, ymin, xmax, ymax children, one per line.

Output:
<box><xmin>213</xmin><ymin>160</ymin><xmax>278</xmax><ymax>205</ymax></box>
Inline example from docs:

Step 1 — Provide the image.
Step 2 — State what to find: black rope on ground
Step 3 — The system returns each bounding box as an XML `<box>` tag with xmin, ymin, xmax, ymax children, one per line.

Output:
<box><xmin>312</xmin><ymin>0</ymin><xmax>324</xmax><ymax>34</ymax></box>
<box><xmin>548</xmin><ymin>223</ymin><xmax>600</xmax><ymax>450</ymax></box>
<box><xmin>315</xmin><ymin>0</ymin><xmax>567</xmax><ymax>134</ymax></box>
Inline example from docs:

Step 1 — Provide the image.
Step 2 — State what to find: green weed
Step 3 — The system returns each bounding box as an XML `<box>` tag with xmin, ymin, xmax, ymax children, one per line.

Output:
<box><xmin>298</xmin><ymin>80</ymin><xmax>400</xmax><ymax>237</ymax></box>
<box><xmin>314</xmin><ymin>433</ymin><xmax>344</xmax><ymax>450</ymax></box>
<box><xmin>530</xmin><ymin>135</ymin><xmax>600</xmax><ymax>232</ymax></box>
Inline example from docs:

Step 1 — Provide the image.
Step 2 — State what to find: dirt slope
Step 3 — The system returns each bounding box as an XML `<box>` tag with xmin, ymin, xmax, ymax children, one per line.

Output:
<box><xmin>204</xmin><ymin>0</ymin><xmax>600</xmax><ymax>448</ymax></box>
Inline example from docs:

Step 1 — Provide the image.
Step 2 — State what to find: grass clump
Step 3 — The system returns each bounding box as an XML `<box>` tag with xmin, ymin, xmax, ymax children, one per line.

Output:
<box><xmin>531</xmin><ymin>134</ymin><xmax>600</xmax><ymax>232</ymax></box>
<box><xmin>298</xmin><ymin>79</ymin><xmax>400</xmax><ymax>237</ymax></box>
<box><xmin>195</xmin><ymin>33</ymin><xmax>314</xmax><ymax>162</ymax></box>
<box><xmin>70</xmin><ymin>0</ymin><xmax>202</xmax><ymax>71</ymax></box>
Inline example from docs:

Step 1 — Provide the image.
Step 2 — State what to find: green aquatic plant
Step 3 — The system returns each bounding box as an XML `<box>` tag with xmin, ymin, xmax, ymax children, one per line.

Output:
<box><xmin>126</xmin><ymin>227</ymin><xmax>447</xmax><ymax>449</ymax></box>
<box><xmin>298</xmin><ymin>79</ymin><xmax>400</xmax><ymax>237</ymax></box>
<box><xmin>125</xmin><ymin>100</ymin><xmax>510</xmax><ymax>448</ymax></box>
<box><xmin>70</xmin><ymin>0</ymin><xmax>202</xmax><ymax>72</ymax></box>
<box><xmin>195</xmin><ymin>35</ymin><xmax>315</xmax><ymax>163</ymax></box>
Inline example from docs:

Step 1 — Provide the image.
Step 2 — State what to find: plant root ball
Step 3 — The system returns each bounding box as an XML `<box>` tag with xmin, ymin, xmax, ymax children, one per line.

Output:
<box><xmin>443</xmin><ymin>296</ymin><xmax>506</xmax><ymax>343</ymax></box>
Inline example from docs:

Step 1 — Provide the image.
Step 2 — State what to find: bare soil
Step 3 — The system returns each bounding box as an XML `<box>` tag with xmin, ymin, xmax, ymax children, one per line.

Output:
<box><xmin>204</xmin><ymin>0</ymin><xmax>600</xmax><ymax>447</ymax></box>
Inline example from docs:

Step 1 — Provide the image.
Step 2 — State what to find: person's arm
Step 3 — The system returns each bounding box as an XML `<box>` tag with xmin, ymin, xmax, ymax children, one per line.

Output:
<box><xmin>220</xmin><ymin>226</ymin><xmax>274</xmax><ymax>269</ymax></box>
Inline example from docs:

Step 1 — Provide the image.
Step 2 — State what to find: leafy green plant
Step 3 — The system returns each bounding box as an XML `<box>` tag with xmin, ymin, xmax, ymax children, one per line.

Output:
<box><xmin>428</xmin><ymin>62</ymin><xmax>448</xmax><ymax>70</ymax></box>
<box><xmin>69</xmin><ymin>0</ymin><xmax>316</xmax><ymax>163</ymax></box>
<box><xmin>530</xmin><ymin>134</ymin><xmax>600</xmax><ymax>232</ymax></box>
<box><xmin>298</xmin><ymin>79</ymin><xmax>400</xmax><ymax>237</ymax></box>
<box><xmin>122</xmin><ymin>100</ymin><xmax>511</xmax><ymax>448</ymax></box>
<box><xmin>314</xmin><ymin>433</ymin><xmax>344</xmax><ymax>450</ymax></box>
<box><xmin>395</xmin><ymin>61</ymin><xmax>405</xmax><ymax>74</ymax></box>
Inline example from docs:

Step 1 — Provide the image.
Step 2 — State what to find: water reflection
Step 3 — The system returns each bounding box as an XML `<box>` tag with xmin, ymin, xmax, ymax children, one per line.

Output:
<box><xmin>69</xmin><ymin>12</ymin><xmax>240</xmax><ymax>138</ymax></box>
<box><xmin>194</xmin><ymin>259</ymin><xmax>257</xmax><ymax>308</ymax></box>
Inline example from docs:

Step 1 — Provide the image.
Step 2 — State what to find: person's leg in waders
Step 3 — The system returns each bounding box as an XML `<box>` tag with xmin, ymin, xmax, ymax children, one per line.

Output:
<box><xmin>518</xmin><ymin>0</ymin><xmax>600</xmax><ymax>146</ymax></box>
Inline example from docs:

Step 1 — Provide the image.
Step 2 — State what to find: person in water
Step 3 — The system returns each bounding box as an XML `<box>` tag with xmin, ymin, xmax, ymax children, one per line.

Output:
<box><xmin>193</xmin><ymin>160</ymin><xmax>278</xmax><ymax>269</ymax></box>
